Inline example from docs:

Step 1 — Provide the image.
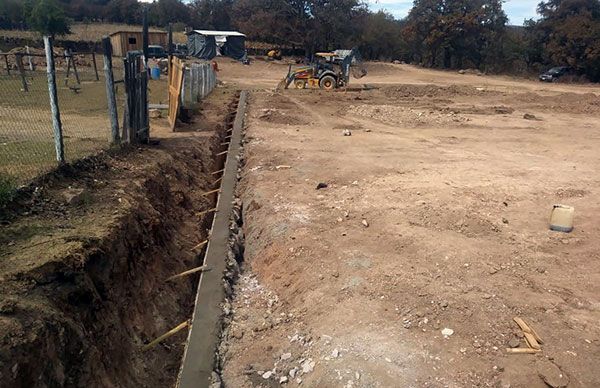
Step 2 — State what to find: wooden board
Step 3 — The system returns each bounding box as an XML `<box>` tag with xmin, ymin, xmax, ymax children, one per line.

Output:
<box><xmin>168</xmin><ymin>57</ymin><xmax>185</xmax><ymax>130</ymax></box>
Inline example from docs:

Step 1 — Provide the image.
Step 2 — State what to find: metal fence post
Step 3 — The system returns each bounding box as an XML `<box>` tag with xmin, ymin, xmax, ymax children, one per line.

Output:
<box><xmin>102</xmin><ymin>37</ymin><xmax>120</xmax><ymax>144</ymax></box>
<box><xmin>44</xmin><ymin>36</ymin><xmax>65</xmax><ymax>164</ymax></box>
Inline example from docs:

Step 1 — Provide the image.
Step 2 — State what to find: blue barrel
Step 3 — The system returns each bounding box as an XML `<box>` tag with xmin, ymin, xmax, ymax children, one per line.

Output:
<box><xmin>150</xmin><ymin>67</ymin><xmax>161</xmax><ymax>80</ymax></box>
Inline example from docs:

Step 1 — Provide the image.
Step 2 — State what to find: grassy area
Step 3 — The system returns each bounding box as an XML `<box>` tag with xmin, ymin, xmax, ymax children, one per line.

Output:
<box><xmin>0</xmin><ymin>23</ymin><xmax>186</xmax><ymax>44</ymax></box>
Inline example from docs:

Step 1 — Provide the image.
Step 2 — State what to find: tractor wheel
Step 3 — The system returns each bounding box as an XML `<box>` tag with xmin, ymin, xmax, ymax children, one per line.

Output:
<box><xmin>294</xmin><ymin>79</ymin><xmax>306</xmax><ymax>89</ymax></box>
<box><xmin>319</xmin><ymin>75</ymin><xmax>336</xmax><ymax>90</ymax></box>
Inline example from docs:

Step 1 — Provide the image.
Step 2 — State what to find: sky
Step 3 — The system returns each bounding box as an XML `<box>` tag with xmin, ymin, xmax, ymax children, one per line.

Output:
<box><xmin>367</xmin><ymin>0</ymin><xmax>540</xmax><ymax>25</ymax></box>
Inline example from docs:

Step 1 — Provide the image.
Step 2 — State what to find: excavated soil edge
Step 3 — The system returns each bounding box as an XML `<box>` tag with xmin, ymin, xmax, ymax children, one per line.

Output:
<box><xmin>0</xmin><ymin>90</ymin><xmax>238</xmax><ymax>387</ymax></box>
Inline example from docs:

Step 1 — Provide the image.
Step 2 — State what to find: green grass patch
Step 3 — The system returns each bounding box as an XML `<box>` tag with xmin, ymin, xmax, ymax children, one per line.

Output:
<box><xmin>0</xmin><ymin>173</ymin><xmax>17</xmax><ymax>207</ymax></box>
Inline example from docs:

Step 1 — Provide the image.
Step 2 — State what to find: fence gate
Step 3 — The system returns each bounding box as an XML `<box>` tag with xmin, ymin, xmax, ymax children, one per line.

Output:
<box><xmin>168</xmin><ymin>57</ymin><xmax>185</xmax><ymax>130</ymax></box>
<box><xmin>124</xmin><ymin>52</ymin><xmax>149</xmax><ymax>143</ymax></box>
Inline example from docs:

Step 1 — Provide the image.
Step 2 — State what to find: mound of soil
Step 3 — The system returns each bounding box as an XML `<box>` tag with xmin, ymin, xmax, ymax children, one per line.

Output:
<box><xmin>382</xmin><ymin>84</ymin><xmax>491</xmax><ymax>99</ymax></box>
<box><xmin>256</xmin><ymin>108</ymin><xmax>309</xmax><ymax>126</ymax></box>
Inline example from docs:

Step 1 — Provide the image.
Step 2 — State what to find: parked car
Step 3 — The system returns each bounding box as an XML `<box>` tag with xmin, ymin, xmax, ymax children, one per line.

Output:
<box><xmin>539</xmin><ymin>66</ymin><xmax>572</xmax><ymax>82</ymax></box>
<box><xmin>147</xmin><ymin>45</ymin><xmax>167</xmax><ymax>59</ymax></box>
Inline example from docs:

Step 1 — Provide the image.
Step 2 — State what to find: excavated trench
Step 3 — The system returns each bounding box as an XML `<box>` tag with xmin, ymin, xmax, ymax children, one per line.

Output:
<box><xmin>0</xmin><ymin>90</ymin><xmax>243</xmax><ymax>387</ymax></box>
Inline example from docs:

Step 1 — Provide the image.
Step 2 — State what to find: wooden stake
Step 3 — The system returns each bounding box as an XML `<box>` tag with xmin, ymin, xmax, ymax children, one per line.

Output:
<box><xmin>524</xmin><ymin>332</ymin><xmax>541</xmax><ymax>350</ymax></box>
<box><xmin>201</xmin><ymin>188</ymin><xmax>221</xmax><ymax>197</ymax></box>
<box><xmin>166</xmin><ymin>265</ymin><xmax>209</xmax><ymax>282</ymax></box>
<box><xmin>142</xmin><ymin>320</ymin><xmax>190</xmax><ymax>351</ymax></box>
<box><xmin>213</xmin><ymin>176</ymin><xmax>223</xmax><ymax>185</ymax></box>
<box><xmin>513</xmin><ymin>317</ymin><xmax>543</xmax><ymax>344</ymax></box>
<box><xmin>190</xmin><ymin>239</ymin><xmax>208</xmax><ymax>251</ymax></box>
<box><xmin>220</xmin><ymin>142</ymin><xmax>230</xmax><ymax>146</ymax></box>
<box><xmin>506</xmin><ymin>348</ymin><xmax>541</xmax><ymax>354</ymax></box>
<box><xmin>216</xmin><ymin>150</ymin><xmax>228</xmax><ymax>156</ymax></box>
<box><xmin>197</xmin><ymin>208</ymin><xmax>217</xmax><ymax>217</ymax></box>
<box><xmin>212</xmin><ymin>169</ymin><xmax>224</xmax><ymax>175</ymax></box>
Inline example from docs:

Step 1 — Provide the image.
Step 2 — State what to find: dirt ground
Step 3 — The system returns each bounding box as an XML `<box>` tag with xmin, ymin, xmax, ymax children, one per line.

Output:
<box><xmin>215</xmin><ymin>59</ymin><xmax>600</xmax><ymax>387</ymax></box>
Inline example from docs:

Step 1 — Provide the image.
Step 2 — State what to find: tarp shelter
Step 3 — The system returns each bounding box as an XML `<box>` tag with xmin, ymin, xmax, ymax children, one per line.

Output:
<box><xmin>187</xmin><ymin>30</ymin><xmax>247</xmax><ymax>61</ymax></box>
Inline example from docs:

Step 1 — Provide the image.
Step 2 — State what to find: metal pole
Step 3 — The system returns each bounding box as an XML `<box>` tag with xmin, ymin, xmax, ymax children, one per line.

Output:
<box><xmin>16</xmin><ymin>54</ymin><xmax>28</xmax><ymax>92</ymax></box>
<box><xmin>142</xmin><ymin>7</ymin><xmax>149</xmax><ymax>70</ymax></box>
<box><xmin>102</xmin><ymin>37</ymin><xmax>120</xmax><ymax>144</ymax></box>
<box><xmin>44</xmin><ymin>36</ymin><xmax>65</xmax><ymax>164</ymax></box>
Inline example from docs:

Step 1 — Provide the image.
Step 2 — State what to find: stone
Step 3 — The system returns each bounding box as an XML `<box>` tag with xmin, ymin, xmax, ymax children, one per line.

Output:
<box><xmin>508</xmin><ymin>338</ymin><xmax>521</xmax><ymax>348</ymax></box>
<box><xmin>62</xmin><ymin>187</ymin><xmax>88</xmax><ymax>206</ymax></box>
<box><xmin>280</xmin><ymin>376</ymin><xmax>288</xmax><ymax>384</ymax></box>
<box><xmin>316</xmin><ymin>182</ymin><xmax>328</xmax><ymax>190</ymax></box>
<box><xmin>343</xmin><ymin>129</ymin><xmax>352</xmax><ymax>136</ymax></box>
<box><xmin>281</xmin><ymin>352</ymin><xmax>292</xmax><ymax>361</ymax></box>
<box><xmin>523</xmin><ymin>113</ymin><xmax>537</xmax><ymax>120</ymax></box>
<box><xmin>441</xmin><ymin>328</ymin><xmax>454</xmax><ymax>337</ymax></box>
<box><xmin>362</xmin><ymin>219</ymin><xmax>369</xmax><ymax>227</ymax></box>
<box><xmin>537</xmin><ymin>360</ymin><xmax>569</xmax><ymax>388</ymax></box>
<box><xmin>289</xmin><ymin>368</ymin><xmax>298</xmax><ymax>378</ymax></box>
<box><xmin>439</xmin><ymin>300</ymin><xmax>449</xmax><ymax>308</ymax></box>
<box><xmin>502</xmin><ymin>217</ymin><xmax>509</xmax><ymax>224</ymax></box>
<box><xmin>262</xmin><ymin>371</ymin><xmax>273</xmax><ymax>379</ymax></box>
<box><xmin>331</xmin><ymin>348</ymin><xmax>339</xmax><ymax>358</ymax></box>
<box><xmin>301</xmin><ymin>360</ymin><xmax>315</xmax><ymax>374</ymax></box>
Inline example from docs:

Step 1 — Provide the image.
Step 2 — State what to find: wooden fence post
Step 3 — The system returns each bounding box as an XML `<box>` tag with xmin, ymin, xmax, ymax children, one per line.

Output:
<box><xmin>70</xmin><ymin>50</ymin><xmax>81</xmax><ymax>84</ymax></box>
<box><xmin>16</xmin><ymin>54</ymin><xmax>28</xmax><ymax>92</ymax></box>
<box><xmin>102</xmin><ymin>37</ymin><xmax>119</xmax><ymax>144</ymax></box>
<box><xmin>25</xmin><ymin>46</ymin><xmax>34</xmax><ymax>71</ymax></box>
<box><xmin>44</xmin><ymin>36</ymin><xmax>65</xmax><ymax>164</ymax></box>
<box><xmin>2</xmin><ymin>53</ymin><xmax>10</xmax><ymax>75</ymax></box>
<box><xmin>92</xmin><ymin>51</ymin><xmax>99</xmax><ymax>81</ymax></box>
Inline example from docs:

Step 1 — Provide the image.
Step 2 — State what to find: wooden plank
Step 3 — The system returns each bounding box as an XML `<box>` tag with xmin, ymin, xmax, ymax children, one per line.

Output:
<box><xmin>44</xmin><ymin>36</ymin><xmax>65</xmax><ymax>164</ymax></box>
<box><xmin>168</xmin><ymin>57</ymin><xmax>185</xmax><ymax>130</ymax></box>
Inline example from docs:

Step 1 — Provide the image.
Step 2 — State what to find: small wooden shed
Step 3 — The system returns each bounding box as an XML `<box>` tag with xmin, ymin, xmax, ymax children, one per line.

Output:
<box><xmin>109</xmin><ymin>31</ymin><xmax>168</xmax><ymax>57</ymax></box>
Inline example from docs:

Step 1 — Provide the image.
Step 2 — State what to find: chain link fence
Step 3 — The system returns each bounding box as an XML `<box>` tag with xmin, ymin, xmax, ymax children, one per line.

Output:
<box><xmin>0</xmin><ymin>49</ymin><xmax>124</xmax><ymax>187</ymax></box>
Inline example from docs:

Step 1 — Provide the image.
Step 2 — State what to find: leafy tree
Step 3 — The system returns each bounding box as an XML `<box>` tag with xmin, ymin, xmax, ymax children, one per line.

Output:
<box><xmin>403</xmin><ymin>0</ymin><xmax>507</xmax><ymax>69</ymax></box>
<box><xmin>148</xmin><ymin>0</ymin><xmax>190</xmax><ymax>27</ymax></box>
<box><xmin>359</xmin><ymin>11</ymin><xmax>407</xmax><ymax>60</ymax></box>
<box><xmin>27</xmin><ymin>0</ymin><xmax>71</xmax><ymax>37</ymax></box>
<box><xmin>529</xmin><ymin>0</ymin><xmax>600</xmax><ymax>80</ymax></box>
<box><xmin>104</xmin><ymin>0</ymin><xmax>141</xmax><ymax>24</ymax></box>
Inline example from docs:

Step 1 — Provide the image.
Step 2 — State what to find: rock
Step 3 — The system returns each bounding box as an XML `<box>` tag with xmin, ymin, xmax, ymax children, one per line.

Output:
<box><xmin>316</xmin><ymin>182</ymin><xmax>328</xmax><ymax>190</ymax></box>
<box><xmin>365</xmin><ymin>129</ymin><xmax>372</xmax><ymax>132</ymax></box>
<box><xmin>281</xmin><ymin>352</ymin><xmax>292</xmax><ymax>361</ymax></box>
<box><xmin>537</xmin><ymin>360</ymin><xmax>569</xmax><ymax>388</ymax></box>
<box><xmin>280</xmin><ymin>376</ymin><xmax>288</xmax><ymax>384</ymax></box>
<box><xmin>355</xmin><ymin>371</ymin><xmax>361</xmax><ymax>380</ymax></box>
<box><xmin>393</xmin><ymin>60</ymin><xmax>401</xmax><ymax>64</ymax></box>
<box><xmin>439</xmin><ymin>300</ymin><xmax>449</xmax><ymax>308</ymax></box>
<box><xmin>523</xmin><ymin>113</ymin><xmax>538</xmax><ymax>120</ymax></box>
<box><xmin>342</xmin><ymin>129</ymin><xmax>352</xmax><ymax>136</ymax></box>
<box><xmin>289</xmin><ymin>367</ymin><xmax>298</xmax><ymax>378</ymax></box>
<box><xmin>149</xmin><ymin>108</ymin><xmax>162</xmax><ymax>118</ymax></box>
<box><xmin>301</xmin><ymin>360</ymin><xmax>315</xmax><ymax>374</ymax></box>
<box><xmin>331</xmin><ymin>348</ymin><xmax>339</xmax><ymax>358</ymax></box>
<box><xmin>441</xmin><ymin>328</ymin><xmax>454</xmax><ymax>337</ymax></box>
<box><xmin>508</xmin><ymin>338</ymin><xmax>521</xmax><ymax>348</ymax></box>
<box><xmin>385</xmin><ymin>357</ymin><xmax>392</xmax><ymax>363</ymax></box>
<box><xmin>262</xmin><ymin>371</ymin><xmax>273</xmax><ymax>379</ymax></box>
<box><xmin>361</xmin><ymin>219</ymin><xmax>369</xmax><ymax>227</ymax></box>
<box><xmin>62</xmin><ymin>187</ymin><xmax>88</xmax><ymax>206</ymax></box>
<box><xmin>502</xmin><ymin>217</ymin><xmax>509</xmax><ymax>224</ymax></box>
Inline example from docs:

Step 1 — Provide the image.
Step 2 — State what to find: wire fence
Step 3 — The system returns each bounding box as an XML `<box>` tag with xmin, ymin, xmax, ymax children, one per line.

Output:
<box><xmin>0</xmin><ymin>50</ymin><xmax>124</xmax><ymax>185</ymax></box>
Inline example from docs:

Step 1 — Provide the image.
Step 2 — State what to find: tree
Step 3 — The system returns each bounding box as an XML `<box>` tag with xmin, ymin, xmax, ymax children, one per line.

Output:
<box><xmin>403</xmin><ymin>0</ymin><xmax>508</xmax><ymax>69</ymax></box>
<box><xmin>528</xmin><ymin>0</ymin><xmax>600</xmax><ymax>81</ymax></box>
<box><xmin>148</xmin><ymin>0</ymin><xmax>190</xmax><ymax>27</ymax></box>
<box><xmin>27</xmin><ymin>0</ymin><xmax>71</xmax><ymax>37</ymax></box>
<box><xmin>359</xmin><ymin>11</ymin><xmax>407</xmax><ymax>60</ymax></box>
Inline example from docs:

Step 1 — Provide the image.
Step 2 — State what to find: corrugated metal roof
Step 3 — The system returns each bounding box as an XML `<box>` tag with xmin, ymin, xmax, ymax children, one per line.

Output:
<box><xmin>109</xmin><ymin>30</ymin><xmax>167</xmax><ymax>36</ymax></box>
<box><xmin>191</xmin><ymin>30</ymin><xmax>246</xmax><ymax>37</ymax></box>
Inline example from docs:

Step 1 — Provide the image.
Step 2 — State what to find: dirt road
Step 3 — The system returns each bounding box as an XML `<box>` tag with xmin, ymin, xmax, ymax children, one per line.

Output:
<box><xmin>216</xmin><ymin>59</ymin><xmax>600</xmax><ymax>387</ymax></box>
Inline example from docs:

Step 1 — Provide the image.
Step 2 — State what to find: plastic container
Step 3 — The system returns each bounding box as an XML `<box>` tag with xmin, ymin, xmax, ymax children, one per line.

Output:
<box><xmin>549</xmin><ymin>205</ymin><xmax>575</xmax><ymax>233</ymax></box>
<box><xmin>150</xmin><ymin>67</ymin><xmax>161</xmax><ymax>80</ymax></box>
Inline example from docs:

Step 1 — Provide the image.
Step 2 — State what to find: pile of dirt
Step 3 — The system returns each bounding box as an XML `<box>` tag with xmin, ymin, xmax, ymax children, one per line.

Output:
<box><xmin>347</xmin><ymin>103</ymin><xmax>470</xmax><ymax>127</ymax></box>
<box><xmin>256</xmin><ymin>108</ymin><xmax>309</xmax><ymax>126</ymax></box>
<box><xmin>382</xmin><ymin>84</ymin><xmax>491</xmax><ymax>99</ymax></box>
<box><xmin>509</xmin><ymin>91</ymin><xmax>600</xmax><ymax>115</ymax></box>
